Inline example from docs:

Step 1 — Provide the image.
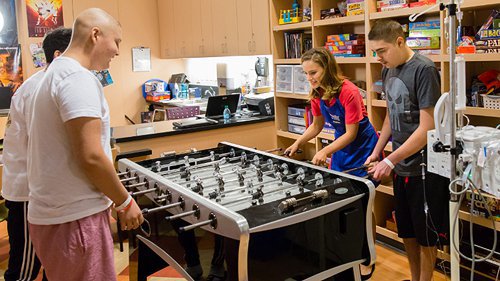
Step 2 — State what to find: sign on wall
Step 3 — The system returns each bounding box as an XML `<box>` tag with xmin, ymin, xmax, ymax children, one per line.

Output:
<box><xmin>26</xmin><ymin>0</ymin><xmax>64</xmax><ymax>37</ymax></box>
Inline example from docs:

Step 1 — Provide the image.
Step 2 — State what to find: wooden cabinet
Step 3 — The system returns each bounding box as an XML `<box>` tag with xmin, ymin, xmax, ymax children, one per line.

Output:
<box><xmin>172</xmin><ymin>0</ymin><xmax>193</xmax><ymax>57</ymax></box>
<box><xmin>191</xmin><ymin>0</ymin><xmax>215</xmax><ymax>57</ymax></box>
<box><xmin>158</xmin><ymin>0</ymin><xmax>271</xmax><ymax>58</ymax></box>
<box><xmin>158</xmin><ymin>0</ymin><xmax>176</xmax><ymax>59</ymax></box>
<box><xmin>270</xmin><ymin>0</ymin><xmax>500</xmax><ymax>264</ymax></box>
<box><xmin>236</xmin><ymin>0</ymin><xmax>271</xmax><ymax>55</ymax></box>
<box><xmin>211</xmin><ymin>0</ymin><xmax>239</xmax><ymax>56</ymax></box>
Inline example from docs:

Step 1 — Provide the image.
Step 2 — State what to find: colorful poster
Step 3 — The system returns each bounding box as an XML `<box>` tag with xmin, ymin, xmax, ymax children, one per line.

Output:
<box><xmin>0</xmin><ymin>0</ymin><xmax>18</xmax><ymax>46</ymax></box>
<box><xmin>30</xmin><ymin>42</ymin><xmax>46</xmax><ymax>68</ymax></box>
<box><xmin>0</xmin><ymin>45</ymin><xmax>22</xmax><ymax>113</ymax></box>
<box><xmin>0</xmin><ymin>45</ymin><xmax>23</xmax><ymax>91</ymax></box>
<box><xmin>26</xmin><ymin>0</ymin><xmax>64</xmax><ymax>37</ymax></box>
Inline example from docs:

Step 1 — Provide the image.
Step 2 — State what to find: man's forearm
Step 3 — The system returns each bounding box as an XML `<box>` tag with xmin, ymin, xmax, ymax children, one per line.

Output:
<box><xmin>80</xmin><ymin>154</ymin><xmax>130</xmax><ymax>206</ymax></box>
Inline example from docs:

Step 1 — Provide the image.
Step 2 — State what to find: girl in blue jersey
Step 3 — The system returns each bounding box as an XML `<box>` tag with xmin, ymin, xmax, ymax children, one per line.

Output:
<box><xmin>285</xmin><ymin>48</ymin><xmax>379</xmax><ymax>178</ymax></box>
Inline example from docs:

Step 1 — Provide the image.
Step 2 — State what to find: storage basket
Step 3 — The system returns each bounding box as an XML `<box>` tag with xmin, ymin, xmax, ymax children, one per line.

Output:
<box><xmin>481</xmin><ymin>94</ymin><xmax>500</xmax><ymax>110</ymax></box>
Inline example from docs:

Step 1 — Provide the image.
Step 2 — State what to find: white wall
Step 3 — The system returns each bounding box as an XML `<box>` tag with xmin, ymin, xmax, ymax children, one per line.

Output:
<box><xmin>185</xmin><ymin>55</ymin><xmax>273</xmax><ymax>89</ymax></box>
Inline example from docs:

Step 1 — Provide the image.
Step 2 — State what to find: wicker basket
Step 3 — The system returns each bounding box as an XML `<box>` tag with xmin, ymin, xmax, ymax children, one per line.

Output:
<box><xmin>481</xmin><ymin>94</ymin><xmax>500</xmax><ymax>110</ymax></box>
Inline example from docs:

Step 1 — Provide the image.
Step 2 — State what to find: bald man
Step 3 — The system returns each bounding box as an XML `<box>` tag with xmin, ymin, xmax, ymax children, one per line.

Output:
<box><xmin>26</xmin><ymin>9</ymin><xmax>143</xmax><ymax>281</ymax></box>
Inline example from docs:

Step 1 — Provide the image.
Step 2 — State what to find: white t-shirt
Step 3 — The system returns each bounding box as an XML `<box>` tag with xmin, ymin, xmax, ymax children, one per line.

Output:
<box><xmin>1</xmin><ymin>70</ymin><xmax>45</xmax><ymax>202</ymax></box>
<box><xmin>27</xmin><ymin>56</ymin><xmax>112</xmax><ymax>225</ymax></box>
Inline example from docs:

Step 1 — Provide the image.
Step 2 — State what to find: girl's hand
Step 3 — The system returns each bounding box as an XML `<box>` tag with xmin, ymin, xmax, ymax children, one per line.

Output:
<box><xmin>284</xmin><ymin>142</ymin><xmax>300</xmax><ymax>157</ymax></box>
<box><xmin>312</xmin><ymin>150</ymin><xmax>328</xmax><ymax>166</ymax></box>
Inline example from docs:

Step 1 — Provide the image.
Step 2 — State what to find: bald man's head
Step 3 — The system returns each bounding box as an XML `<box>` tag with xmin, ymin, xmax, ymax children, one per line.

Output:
<box><xmin>67</xmin><ymin>8</ymin><xmax>122</xmax><ymax>71</ymax></box>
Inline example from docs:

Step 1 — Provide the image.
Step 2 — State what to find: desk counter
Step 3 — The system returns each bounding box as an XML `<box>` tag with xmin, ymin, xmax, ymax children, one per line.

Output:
<box><xmin>112</xmin><ymin>115</ymin><xmax>276</xmax><ymax>158</ymax></box>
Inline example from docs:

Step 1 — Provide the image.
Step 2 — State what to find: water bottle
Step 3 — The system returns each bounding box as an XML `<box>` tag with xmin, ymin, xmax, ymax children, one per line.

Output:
<box><xmin>223</xmin><ymin>105</ymin><xmax>231</xmax><ymax>122</ymax></box>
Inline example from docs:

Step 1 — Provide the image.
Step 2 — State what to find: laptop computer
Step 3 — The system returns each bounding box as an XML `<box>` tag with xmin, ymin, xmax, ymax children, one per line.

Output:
<box><xmin>204</xmin><ymin>94</ymin><xmax>240</xmax><ymax>119</ymax></box>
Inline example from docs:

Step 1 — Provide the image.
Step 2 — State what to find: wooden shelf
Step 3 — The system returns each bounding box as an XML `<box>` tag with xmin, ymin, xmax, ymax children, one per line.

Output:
<box><xmin>462</xmin><ymin>53</ymin><xmax>500</xmax><ymax>62</ymax></box>
<box><xmin>273</xmin><ymin>21</ymin><xmax>312</xmax><ymax>32</ymax></box>
<box><xmin>459</xmin><ymin>210</ymin><xmax>500</xmax><ymax>231</ymax></box>
<box><xmin>369</xmin><ymin>54</ymin><xmax>442</xmax><ymax>63</ymax></box>
<box><xmin>377</xmin><ymin>184</ymin><xmax>394</xmax><ymax>196</ymax></box>
<box><xmin>275</xmin><ymin>92</ymin><xmax>309</xmax><ymax>100</ymax></box>
<box><xmin>369</xmin><ymin>6</ymin><xmax>440</xmax><ymax>20</ymax></box>
<box><xmin>274</xmin><ymin>58</ymin><xmax>301</xmax><ymax>64</ymax></box>
<box><xmin>317</xmin><ymin>132</ymin><xmax>335</xmax><ymax>141</ymax></box>
<box><xmin>464</xmin><ymin>107</ymin><xmax>500</xmax><ymax>117</ymax></box>
<box><xmin>460</xmin><ymin>0</ymin><xmax>500</xmax><ymax>10</ymax></box>
<box><xmin>371</xmin><ymin>99</ymin><xmax>387</xmax><ymax>107</ymax></box>
<box><xmin>384</xmin><ymin>142</ymin><xmax>393</xmax><ymax>152</ymax></box>
<box><xmin>363</xmin><ymin>99</ymin><xmax>367</xmax><ymax>106</ymax></box>
<box><xmin>276</xmin><ymin>130</ymin><xmax>315</xmax><ymax>144</ymax></box>
<box><xmin>314</xmin><ymin>15</ymin><xmax>365</xmax><ymax>27</ymax></box>
<box><xmin>335</xmin><ymin>57</ymin><xmax>367</xmax><ymax>64</ymax></box>
<box><xmin>376</xmin><ymin>225</ymin><xmax>402</xmax><ymax>243</ymax></box>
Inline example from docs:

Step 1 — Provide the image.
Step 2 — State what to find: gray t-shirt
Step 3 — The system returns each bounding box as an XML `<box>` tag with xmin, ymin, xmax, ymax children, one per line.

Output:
<box><xmin>382</xmin><ymin>53</ymin><xmax>441</xmax><ymax>176</ymax></box>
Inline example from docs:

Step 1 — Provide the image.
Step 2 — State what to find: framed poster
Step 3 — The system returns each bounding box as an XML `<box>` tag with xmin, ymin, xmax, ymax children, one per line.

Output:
<box><xmin>26</xmin><ymin>0</ymin><xmax>64</xmax><ymax>37</ymax></box>
<box><xmin>0</xmin><ymin>0</ymin><xmax>18</xmax><ymax>46</ymax></box>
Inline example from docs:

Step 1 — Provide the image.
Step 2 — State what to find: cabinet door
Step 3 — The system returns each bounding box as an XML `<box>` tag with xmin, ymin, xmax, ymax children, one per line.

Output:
<box><xmin>192</xmin><ymin>0</ymin><xmax>214</xmax><ymax>57</ymax></box>
<box><xmin>236</xmin><ymin>0</ymin><xmax>254</xmax><ymax>55</ymax></box>
<box><xmin>212</xmin><ymin>0</ymin><xmax>239</xmax><ymax>56</ymax></box>
<box><xmin>251</xmin><ymin>0</ymin><xmax>271</xmax><ymax>55</ymax></box>
<box><xmin>173</xmin><ymin>0</ymin><xmax>193</xmax><ymax>57</ymax></box>
<box><xmin>158</xmin><ymin>0</ymin><xmax>176</xmax><ymax>59</ymax></box>
<box><xmin>191</xmin><ymin>0</ymin><xmax>204</xmax><ymax>57</ymax></box>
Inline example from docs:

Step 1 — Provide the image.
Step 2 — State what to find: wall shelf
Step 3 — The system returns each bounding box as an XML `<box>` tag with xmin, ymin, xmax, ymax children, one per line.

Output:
<box><xmin>464</xmin><ymin>107</ymin><xmax>500</xmax><ymax>117</ymax></box>
<box><xmin>275</xmin><ymin>92</ymin><xmax>309</xmax><ymax>100</ymax></box>
<box><xmin>369</xmin><ymin>6</ymin><xmax>440</xmax><ymax>20</ymax></box>
<box><xmin>314</xmin><ymin>15</ymin><xmax>365</xmax><ymax>27</ymax></box>
<box><xmin>274</xmin><ymin>58</ymin><xmax>301</xmax><ymax>64</ymax></box>
<box><xmin>371</xmin><ymin>99</ymin><xmax>387</xmax><ymax>107</ymax></box>
<box><xmin>273</xmin><ymin>21</ymin><xmax>312</xmax><ymax>32</ymax></box>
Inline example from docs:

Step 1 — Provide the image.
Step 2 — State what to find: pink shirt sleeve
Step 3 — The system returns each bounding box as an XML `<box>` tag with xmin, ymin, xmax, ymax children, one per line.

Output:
<box><xmin>311</xmin><ymin>97</ymin><xmax>322</xmax><ymax>116</ymax></box>
<box><xmin>338</xmin><ymin>80</ymin><xmax>366</xmax><ymax>124</ymax></box>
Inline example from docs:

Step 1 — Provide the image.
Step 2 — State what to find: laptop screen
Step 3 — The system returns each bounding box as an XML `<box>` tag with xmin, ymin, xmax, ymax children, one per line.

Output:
<box><xmin>205</xmin><ymin>94</ymin><xmax>240</xmax><ymax>118</ymax></box>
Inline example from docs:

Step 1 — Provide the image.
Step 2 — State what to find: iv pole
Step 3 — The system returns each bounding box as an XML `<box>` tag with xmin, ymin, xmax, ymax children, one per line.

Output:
<box><xmin>410</xmin><ymin>0</ymin><xmax>462</xmax><ymax>280</ymax></box>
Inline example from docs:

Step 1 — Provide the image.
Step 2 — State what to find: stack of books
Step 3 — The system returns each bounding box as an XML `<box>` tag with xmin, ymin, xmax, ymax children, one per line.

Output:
<box><xmin>324</xmin><ymin>34</ymin><xmax>365</xmax><ymax>57</ymax></box>
<box><xmin>284</xmin><ymin>32</ymin><xmax>313</xmax><ymax>59</ymax></box>
<box><xmin>376</xmin><ymin>0</ymin><xmax>408</xmax><ymax>12</ymax></box>
<box><xmin>407</xmin><ymin>20</ymin><xmax>441</xmax><ymax>55</ymax></box>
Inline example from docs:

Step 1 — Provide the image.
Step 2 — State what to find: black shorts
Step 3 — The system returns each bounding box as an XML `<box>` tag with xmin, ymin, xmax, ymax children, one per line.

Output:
<box><xmin>393</xmin><ymin>172</ymin><xmax>450</xmax><ymax>247</ymax></box>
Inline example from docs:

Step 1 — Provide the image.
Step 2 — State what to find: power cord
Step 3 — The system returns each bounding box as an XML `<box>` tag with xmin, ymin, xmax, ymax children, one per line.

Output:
<box><xmin>448</xmin><ymin>167</ymin><xmax>498</xmax><ymax>281</ymax></box>
<box><xmin>420</xmin><ymin>150</ymin><xmax>449</xmax><ymax>280</ymax></box>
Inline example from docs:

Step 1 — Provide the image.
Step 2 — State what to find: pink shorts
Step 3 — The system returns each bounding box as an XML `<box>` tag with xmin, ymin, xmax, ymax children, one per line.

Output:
<box><xmin>29</xmin><ymin>210</ymin><xmax>117</xmax><ymax>281</ymax></box>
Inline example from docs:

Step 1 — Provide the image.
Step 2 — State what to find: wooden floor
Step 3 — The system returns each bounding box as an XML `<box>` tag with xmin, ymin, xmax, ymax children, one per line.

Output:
<box><xmin>0</xmin><ymin>219</ymin><xmax>449</xmax><ymax>281</ymax></box>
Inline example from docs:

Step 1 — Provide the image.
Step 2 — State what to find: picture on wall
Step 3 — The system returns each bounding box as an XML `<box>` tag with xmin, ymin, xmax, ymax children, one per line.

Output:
<box><xmin>0</xmin><ymin>0</ymin><xmax>18</xmax><ymax>46</ymax></box>
<box><xmin>26</xmin><ymin>0</ymin><xmax>64</xmax><ymax>37</ymax></box>
<box><xmin>0</xmin><ymin>45</ymin><xmax>23</xmax><ymax>114</ymax></box>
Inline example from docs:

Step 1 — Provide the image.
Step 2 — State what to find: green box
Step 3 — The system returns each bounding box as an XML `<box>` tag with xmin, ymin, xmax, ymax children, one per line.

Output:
<box><xmin>494</xmin><ymin>19</ymin><xmax>500</xmax><ymax>29</ymax></box>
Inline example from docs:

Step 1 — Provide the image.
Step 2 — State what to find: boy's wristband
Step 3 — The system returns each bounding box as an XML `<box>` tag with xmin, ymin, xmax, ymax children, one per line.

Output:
<box><xmin>115</xmin><ymin>195</ymin><xmax>132</xmax><ymax>212</ymax></box>
<box><xmin>383</xmin><ymin>158</ymin><xmax>395</xmax><ymax>170</ymax></box>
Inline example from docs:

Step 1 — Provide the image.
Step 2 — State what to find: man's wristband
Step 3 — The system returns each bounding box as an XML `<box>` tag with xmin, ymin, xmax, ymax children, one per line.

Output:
<box><xmin>383</xmin><ymin>158</ymin><xmax>395</xmax><ymax>170</ymax></box>
<box><xmin>115</xmin><ymin>195</ymin><xmax>132</xmax><ymax>212</ymax></box>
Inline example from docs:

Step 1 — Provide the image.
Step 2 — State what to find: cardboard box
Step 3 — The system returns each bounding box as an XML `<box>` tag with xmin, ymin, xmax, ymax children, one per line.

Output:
<box><xmin>377</xmin><ymin>0</ymin><xmax>408</xmax><ymax>8</ymax></box>
<box><xmin>406</xmin><ymin>37</ymin><xmax>440</xmax><ymax>49</ymax></box>
<box><xmin>327</xmin><ymin>34</ymin><xmax>364</xmax><ymax>42</ymax></box>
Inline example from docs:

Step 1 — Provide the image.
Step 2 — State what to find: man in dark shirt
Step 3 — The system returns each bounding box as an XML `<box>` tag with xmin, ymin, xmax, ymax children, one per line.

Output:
<box><xmin>365</xmin><ymin>19</ymin><xmax>449</xmax><ymax>281</ymax></box>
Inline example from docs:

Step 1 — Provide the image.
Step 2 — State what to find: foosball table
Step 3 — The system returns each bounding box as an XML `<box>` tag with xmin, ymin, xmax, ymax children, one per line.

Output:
<box><xmin>117</xmin><ymin>142</ymin><xmax>376</xmax><ymax>281</ymax></box>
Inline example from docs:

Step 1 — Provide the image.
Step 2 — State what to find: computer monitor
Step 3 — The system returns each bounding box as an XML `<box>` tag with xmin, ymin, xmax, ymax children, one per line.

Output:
<box><xmin>205</xmin><ymin>94</ymin><xmax>240</xmax><ymax>118</ymax></box>
<box><xmin>0</xmin><ymin>87</ymin><xmax>13</xmax><ymax>115</ymax></box>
